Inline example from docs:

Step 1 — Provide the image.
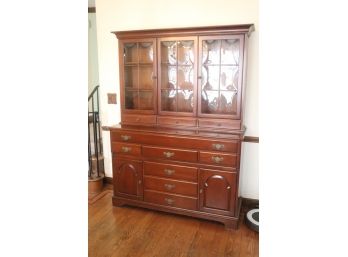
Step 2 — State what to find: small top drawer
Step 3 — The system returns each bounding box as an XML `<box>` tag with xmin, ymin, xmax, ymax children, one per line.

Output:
<box><xmin>157</xmin><ymin>116</ymin><xmax>197</xmax><ymax>127</ymax></box>
<box><xmin>111</xmin><ymin>142</ymin><xmax>141</xmax><ymax>156</ymax></box>
<box><xmin>144</xmin><ymin>161</ymin><xmax>198</xmax><ymax>182</ymax></box>
<box><xmin>122</xmin><ymin>114</ymin><xmax>156</xmax><ymax>125</ymax></box>
<box><xmin>199</xmin><ymin>151</ymin><xmax>238</xmax><ymax>167</ymax></box>
<box><xmin>143</xmin><ymin>146</ymin><xmax>198</xmax><ymax>162</ymax></box>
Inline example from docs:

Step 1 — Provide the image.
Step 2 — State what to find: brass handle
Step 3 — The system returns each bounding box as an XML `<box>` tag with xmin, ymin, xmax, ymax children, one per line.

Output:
<box><xmin>163</xmin><ymin>151</ymin><xmax>175</xmax><ymax>158</ymax></box>
<box><xmin>136</xmin><ymin>118</ymin><xmax>140</xmax><ymax>122</ymax></box>
<box><xmin>164</xmin><ymin>169</ymin><xmax>175</xmax><ymax>175</ymax></box>
<box><xmin>211</xmin><ymin>156</ymin><xmax>224</xmax><ymax>163</ymax></box>
<box><xmin>199</xmin><ymin>189</ymin><xmax>203</xmax><ymax>194</ymax></box>
<box><xmin>212</xmin><ymin>143</ymin><xmax>224</xmax><ymax>150</ymax></box>
<box><xmin>164</xmin><ymin>184</ymin><xmax>176</xmax><ymax>190</ymax></box>
<box><xmin>121</xmin><ymin>146</ymin><xmax>131</xmax><ymax>153</ymax></box>
<box><xmin>164</xmin><ymin>198</ymin><xmax>175</xmax><ymax>205</ymax></box>
<box><xmin>227</xmin><ymin>185</ymin><xmax>231</xmax><ymax>190</ymax></box>
<box><xmin>138</xmin><ymin>180</ymin><xmax>142</xmax><ymax>185</ymax></box>
<box><xmin>121</xmin><ymin>135</ymin><xmax>131</xmax><ymax>141</ymax></box>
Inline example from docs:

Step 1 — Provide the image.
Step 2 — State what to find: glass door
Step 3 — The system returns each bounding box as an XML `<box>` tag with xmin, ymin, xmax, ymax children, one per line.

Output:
<box><xmin>121</xmin><ymin>39</ymin><xmax>157</xmax><ymax>114</ymax></box>
<box><xmin>198</xmin><ymin>35</ymin><xmax>244</xmax><ymax>119</ymax></box>
<box><xmin>158</xmin><ymin>37</ymin><xmax>197</xmax><ymax>116</ymax></box>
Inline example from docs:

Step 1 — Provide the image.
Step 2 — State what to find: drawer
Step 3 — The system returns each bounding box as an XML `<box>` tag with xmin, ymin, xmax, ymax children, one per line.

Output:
<box><xmin>143</xmin><ymin>146</ymin><xmax>198</xmax><ymax>162</ymax></box>
<box><xmin>122</xmin><ymin>114</ymin><xmax>157</xmax><ymax>125</ymax></box>
<box><xmin>144</xmin><ymin>162</ymin><xmax>197</xmax><ymax>182</ymax></box>
<box><xmin>111</xmin><ymin>142</ymin><xmax>141</xmax><ymax>156</ymax></box>
<box><xmin>144</xmin><ymin>190</ymin><xmax>197</xmax><ymax>210</ymax></box>
<box><xmin>157</xmin><ymin>116</ymin><xmax>197</xmax><ymax>127</ymax></box>
<box><xmin>199</xmin><ymin>151</ymin><xmax>238</xmax><ymax>167</ymax></box>
<box><xmin>198</xmin><ymin>118</ymin><xmax>241</xmax><ymax>130</ymax></box>
<box><xmin>144</xmin><ymin>176</ymin><xmax>197</xmax><ymax>197</ymax></box>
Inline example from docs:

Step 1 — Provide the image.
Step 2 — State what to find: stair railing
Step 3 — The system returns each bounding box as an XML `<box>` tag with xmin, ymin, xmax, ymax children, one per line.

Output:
<box><xmin>88</xmin><ymin>85</ymin><xmax>103</xmax><ymax>178</ymax></box>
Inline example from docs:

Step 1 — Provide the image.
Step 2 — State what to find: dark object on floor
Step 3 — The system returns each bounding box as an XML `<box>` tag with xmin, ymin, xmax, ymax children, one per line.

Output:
<box><xmin>245</xmin><ymin>209</ymin><xmax>259</xmax><ymax>232</ymax></box>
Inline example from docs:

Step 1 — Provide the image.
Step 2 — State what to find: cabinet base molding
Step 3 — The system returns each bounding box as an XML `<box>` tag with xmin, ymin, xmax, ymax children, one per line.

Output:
<box><xmin>112</xmin><ymin>195</ymin><xmax>242</xmax><ymax>230</ymax></box>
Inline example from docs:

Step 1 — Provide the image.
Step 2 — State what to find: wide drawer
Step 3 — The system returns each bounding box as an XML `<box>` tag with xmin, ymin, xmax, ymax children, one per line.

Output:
<box><xmin>143</xmin><ymin>146</ymin><xmax>198</xmax><ymax>162</ymax></box>
<box><xmin>144</xmin><ymin>176</ymin><xmax>197</xmax><ymax>197</ymax></box>
<box><xmin>144</xmin><ymin>190</ymin><xmax>197</xmax><ymax>210</ymax></box>
<box><xmin>144</xmin><ymin>162</ymin><xmax>198</xmax><ymax>182</ymax></box>
<box><xmin>157</xmin><ymin>116</ymin><xmax>197</xmax><ymax>127</ymax></box>
<box><xmin>111</xmin><ymin>131</ymin><xmax>239</xmax><ymax>153</ymax></box>
<box><xmin>199</xmin><ymin>151</ymin><xmax>238</xmax><ymax>167</ymax></box>
<box><xmin>198</xmin><ymin>118</ymin><xmax>241</xmax><ymax>130</ymax></box>
<box><xmin>111</xmin><ymin>142</ymin><xmax>141</xmax><ymax>156</ymax></box>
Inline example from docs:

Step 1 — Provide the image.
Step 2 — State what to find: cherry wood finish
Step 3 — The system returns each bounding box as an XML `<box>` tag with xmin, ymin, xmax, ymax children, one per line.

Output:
<box><xmin>109</xmin><ymin>25</ymin><xmax>254</xmax><ymax>230</ymax></box>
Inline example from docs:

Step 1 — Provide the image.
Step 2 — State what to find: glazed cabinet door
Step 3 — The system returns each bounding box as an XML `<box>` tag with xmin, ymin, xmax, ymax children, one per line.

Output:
<box><xmin>198</xmin><ymin>35</ymin><xmax>245</xmax><ymax>119</ymax></box>
<box><xmin>158</xmin><ymin>37</ymin><xmax>197</xmax><ymax>116</ymax></box>
<box><xmin>120</xmin><ymin>39</ymin><xmax>157</xmax><ymax>114</ymax></box>
<box><xmin>199</xmin><ymin>169</ymin><xmax>237</xmax><ymax>216</ymax></box>
<box><xmin>113</xmin><ymin>158</ymin><xmax>143</xmax><ymax>200</ymax></box>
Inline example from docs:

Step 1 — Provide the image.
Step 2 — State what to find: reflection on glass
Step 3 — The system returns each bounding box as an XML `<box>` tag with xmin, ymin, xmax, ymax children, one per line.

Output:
<box><xmin>221</xmin><ymin>39</ymin><xmax>239</xmax><ymax>65</ymax></box>
<box><xmin>161</xmin><ymin>41</ymin><xmax>177</xmax><ymax>64</ymax></box>
<box><xmin>202</xmin><ymin>40</ymin><xmax>220</xmax><ymax>64</ymax></box>
<box><xmin>220</xmin><ymin>91</ymin><xmax>237</xmax><ymax>114</ymax></box>
<box><xmin>178</xmin><ymin>66</ymin><xmax>194</xmax><ymax>90</ymax></box>
<box><xmin>178</xmin><ymin>41</ymin><xmax>194</xmax><ymax>65</ymax></box>
<box><xmin>138</xmin><ymin>42</ymin><xmax>153</xmax><ymax>63</ymax></box>
<box><xmin>220</xmin><ymin>66</ymin><xmax>239</xmax><ymax>91</ymax></box>
<box><xmin>139</xmin><ymin>66</ymin><xmax>153</xmax><ymax>89</ymax></box>
<box><xmin>124</xmin><ymin>66</ymin><xmax>138</xmax><ymax>89</ymax></box>
<box><xmin>138</xmin><ymin>92</ymin><xmax>153</xmax><ymax>110</ymax></box>
<box><xmin>124</xmin><ymin>43</ymin><xmax>137</xmax><ymax>63</ymax></box>
<box><xmin>202</xmin><ymin>66</ymin><xmax>219</xmax><ymax>91</ymax></box>
<box><xmin>161</xmin><ymin>65</ymin><xmax>177</xmax><ymax>89</ymax></box>
<box><xmin>161</xmin><ymin>89</ymin><xmax>176</xmax><ymax>112</ymax></box>
<box><xmin>177</xmin><ymin>90</ymin><xmax>194</xmax><ymax>112</ymax></box>
<box><xmin>125</xmin><ymin>90</ymin><xmax>138</xmax><ymax>109</ymax></box>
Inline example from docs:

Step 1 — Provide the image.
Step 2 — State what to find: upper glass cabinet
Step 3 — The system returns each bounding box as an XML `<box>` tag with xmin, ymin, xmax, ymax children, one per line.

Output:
<box><xmin>158</xmin><ymin>37</ymin><xmax>197</xmax><ymax>116</ymax></box>
<box><xmin>198</xmin><ymin>35</ymin><xmax>244</xmax><ymax>118</ymax></box>
<box><xmin>121</xmin><ymin>39</ymin><xmax>157</xmax><ymax>113</ymax></box>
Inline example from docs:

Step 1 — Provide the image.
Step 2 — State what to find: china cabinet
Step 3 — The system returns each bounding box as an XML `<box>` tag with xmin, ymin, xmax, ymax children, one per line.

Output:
<box><xmin>108</xmin><ymin>24</ymin><xmax>254</xmax><ymax>229</ymax></box>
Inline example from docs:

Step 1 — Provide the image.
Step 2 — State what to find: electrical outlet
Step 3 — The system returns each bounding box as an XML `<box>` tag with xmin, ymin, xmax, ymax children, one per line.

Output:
<box><xmin>107</xmin><ymin>93</ymin><xmax>117</xmax><ymax>104</ymax></box>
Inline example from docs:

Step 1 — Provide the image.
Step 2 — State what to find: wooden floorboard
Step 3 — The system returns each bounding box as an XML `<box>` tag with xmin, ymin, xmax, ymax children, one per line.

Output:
<box><xmin>89</xmin><ymin>189</ymin><xmax>259</xmax><ymax>257</ymax></box>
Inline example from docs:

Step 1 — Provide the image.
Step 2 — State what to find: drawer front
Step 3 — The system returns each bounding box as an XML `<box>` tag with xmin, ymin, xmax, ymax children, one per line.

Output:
<box><xmin>144</xmin><ymin>190</ymin><xmax>197</xmax><ymax>210</ymax></box>
<box><xmin>143</xmin><ymin>146</ymin><xmax>198</xmax><ymax>162</ymax></box>
<box><xmin>194</xmin><ymin>139</ymin><xmax>239</xmax><ymax>153</ymax></box>
<box><xmin>198</xmin><ymin>118</ymin><xmax>241</xmax><ymax>130</ymax></box>
<box><xmin>111</xmin><ymin>142</ymin><xmax>141</xmax><ymax>156</ymax></box>
<box><xmin>157</xmin><ymin>116</ymin><xmax>197</xmax><ymax>127</ymax></box>
<box><xmin>199</xmin><ymin>151</ymin><xmax>238</xmax><ymax>167</ymax></box>
<box><xmin>144</xmin><ymin>162</ymin><xmax>198</xmax><ymax>182</ymax></box>
<box><xmin>144</xmin><ymin>176</ymin><xmax>197</xmax><ymax>197</ymax></box>
<box><xmin>122</xmin><ymin>114</ymin><xmax>157</xmax><ymax>125</ymax></box>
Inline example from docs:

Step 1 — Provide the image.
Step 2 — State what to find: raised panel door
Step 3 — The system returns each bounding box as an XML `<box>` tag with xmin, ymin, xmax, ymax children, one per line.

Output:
<box><xmin>113</xmin><ymin>158</ymin><xmax>143</xmax><ymax>200</ymax></box>
<box><xmin>199</xmin><ymin>169</ymin><xmax>237</xmax><ymax>216</ymax></box>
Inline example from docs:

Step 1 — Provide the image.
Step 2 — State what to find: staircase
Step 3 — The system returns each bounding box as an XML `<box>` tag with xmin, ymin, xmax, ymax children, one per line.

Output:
<box><xmin>88</xmin><ymin>85</ymin><xmax>105</xmax><ymax>195</ymax></box>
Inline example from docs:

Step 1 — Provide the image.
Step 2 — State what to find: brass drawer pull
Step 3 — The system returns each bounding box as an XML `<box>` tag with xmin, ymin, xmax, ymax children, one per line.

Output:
<box><xmin>121</xmin><ymin>146</ymin><xmax>131</xmax><ymax>153</ymax></box>
<box><xmin>164</xmin><ymin>169</ymin><xmax>175</xmax><ymax>175</ymax></box>
<box><xmin>164</xmin><ymin>184</ymin><xmax>176</xmax><ymax>190</ymax></box>
<box><xmin>212</xmin><ymin>143</ymin><xmax>224</xmax><ymax>150</ymax></box>
<box><xmin>121</xmin><ymin>135</ymin><xmax>131</xmax><ymax>141</ymax></box>
<box><xmin>211</xmin><ymin>156</ymin><xmax>224</xmax><ymax>163</ymax></box>
<box><xmin>164</xmin><ymin>198</ymin><xmax>175</xmax><ymax>205</ymax></box>
<box><xmin>163</xmin><ymin>151</ymin><xmax>175</xmax><ymax>158</ymax></box>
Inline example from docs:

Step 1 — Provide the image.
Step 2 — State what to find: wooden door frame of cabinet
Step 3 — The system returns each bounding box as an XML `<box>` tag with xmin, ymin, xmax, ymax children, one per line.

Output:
<box><xmin>118</xmin><ymin>38</ymin><xmax>158</xmax><ymax>115</ymax></box>
<box><xmin>157</xmin><ymin>36</ymin><xmax>198</xmax><ymax>117</ymax></box>
<box><xmin>197</xmin><ymin>34</ymin><xmax>245</xmax><ymax>120</ymax></box>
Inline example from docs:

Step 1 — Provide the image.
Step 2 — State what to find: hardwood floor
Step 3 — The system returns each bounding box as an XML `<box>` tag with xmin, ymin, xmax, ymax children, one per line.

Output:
<box><xmin>89</xmin><ymin>188</ymin><xmax>259</xmax><ymax>257</ymax></box>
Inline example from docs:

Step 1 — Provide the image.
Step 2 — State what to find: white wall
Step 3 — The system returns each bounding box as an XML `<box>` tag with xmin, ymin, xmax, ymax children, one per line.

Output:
<box><xmin>88</xmin><ymin>13</ymin><xmax>99</xmax><ymax>94</ymax></box>
<box><xmin>95</xmin><ymin>0</ymin><xmax>259</xmax><ymax>199</ymax></box>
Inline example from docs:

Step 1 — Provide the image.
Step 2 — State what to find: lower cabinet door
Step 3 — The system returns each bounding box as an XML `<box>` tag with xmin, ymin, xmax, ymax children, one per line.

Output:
<box><xmin>199</xmin><ymin>169</ymin><xmax>237</xmax><ymax>216</ymax></box>
<box><xmin>113</xmin><ymin>157</ymin><xmax>143</xmax><ymax>200</ymax></box>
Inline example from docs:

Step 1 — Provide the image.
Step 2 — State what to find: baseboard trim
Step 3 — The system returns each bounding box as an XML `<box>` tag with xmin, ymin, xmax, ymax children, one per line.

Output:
<box><xmin>241</xmin><ymin>197</ymin><xmax>259</xmax><ymax>210</ymax></box>
<box><xmin>104</xmin><ymin>177</ymin><xmax>113</xmax><ymax>185</ymax></box>
<box><xmin>243</xmin><ymin>136</ymin><xmax>259</xmax><ymax>143</ymax></box>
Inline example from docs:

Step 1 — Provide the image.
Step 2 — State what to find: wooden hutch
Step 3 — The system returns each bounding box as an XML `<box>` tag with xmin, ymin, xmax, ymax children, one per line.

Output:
<box><xmin>107</xmin><ymin>24</ymin><xmax>254</xmax><ymax>229</ymax></box>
